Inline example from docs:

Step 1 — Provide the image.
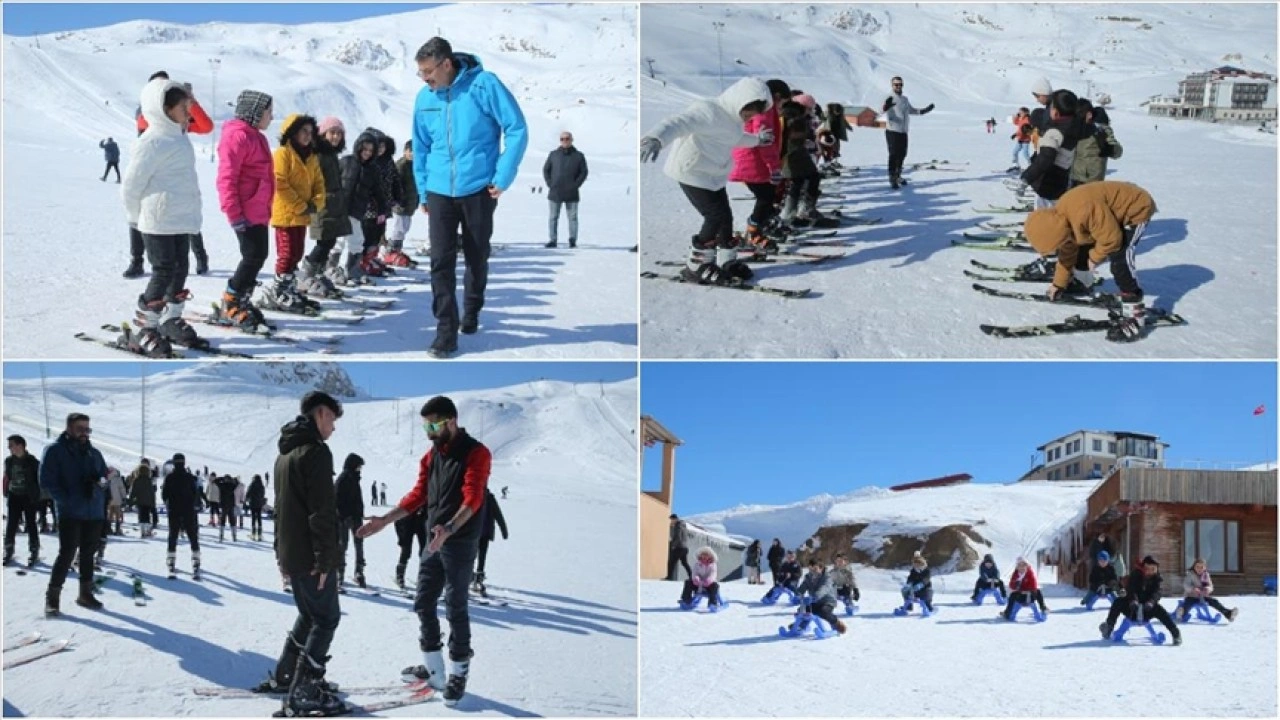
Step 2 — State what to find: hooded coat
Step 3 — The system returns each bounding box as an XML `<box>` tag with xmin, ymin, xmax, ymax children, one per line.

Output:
<box><xmin>160</xmin><ymin>460</ymin><xmax>199</xmax><ymax>515</ymax></box>
<box><xmin>341</xmin><ymin>131</ymin><xmax>389</xmax><ymax>220</ymax></box>
<box><xmin>310</xmin><ymin>133</ymin><xmax>352</xmax><ymax>239</ymax></box>
<box><xmin>690</xmin><ymin>546</ymin><xmax>718</xmax><ymax>587</ymax></box>
<box><xmin>334</xmin><ymin>452</ymin><xmax>365</xmax><ymax>522</ymax></box>
<box><xmin>728</xmin><ymin>103</ymin><xmax>782</xmax><ymax>184</ymax></box>
<box><xmin>645</xmin><ymin>77</ymin><xmax>774</xmax><ymax>191</ymax></box>
<box><xmin>271</xmin><ymin>114</ymin><xmax>326</xmax><ymax>228</ymax></box>
<box><xmin>1023</xmin><ymin>181</ymin><xmax>1157</xmax><ymax>289</ymax></box>
<box><xmin>217</xmin><ymin>116</ymin><xmax>276</xmax><ymax>227</ymax></box>
<box><xmin>122</xmin><ymin>78</ymin><xmax>202</xmax><ymax>234</ymax></box>
<box><xmin>40</xmin><ymin>432</ymin><xmax>108</xmax><ymax>521</ymax></box>
<box><xmin>273</xmin><ymin>415</ymin><xmax>340</xmax><ymax>575</ymax></box>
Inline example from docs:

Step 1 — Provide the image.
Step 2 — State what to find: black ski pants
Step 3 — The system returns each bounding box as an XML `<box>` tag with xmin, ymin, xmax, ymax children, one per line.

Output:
<box><xmin>1003</xmin><ymin>589</ymin><xmax>1048</xmax><ymax>615</ymax></box>
<box><xmin>1179</xmin><ymin>595</ymin><xmax>1231</xmax><ymax>616</ymax></box>
<box><xmin>102</xmin><ymin>161</ymin><xmax>121</xmax><ymax>182</ymax></box>
<box><xmin>667</xmin><ymin>546</ymin><xmax>691</xmax><ymax>581</ymax></box>
<box><xmin>681</xmin><ymin>579</ymin><xmax>720</xmax><ymax>604</ymax></box>
<box><xmin>306</xmin><ymin>226</ymin><xmax>339</xmax><ymax>267</ymax></box>
<box><xmin>1106</xmin><ymin>599</ymin><xmax>1180</xmax><ymax>637</ymax></box>
<box><xmin>885</xmin><ymin>130</ymin><xmax>909</xmax><ymax>181</ymax></box>
<box><xmin>427</xmin><ymin>190</ymin><xmax>495</xmax><ymax>342</ymax></box>
<box><xmin>973</xmin><ymin>578</ymin><xmax>1008</xmax><ymax>597</ymax></box>
<box><xmin>678</xmin><ymin>183</ymin><xmax>733</xmax><ymax>248</ymax></box>
<box><xmin>413</xmin><ymin>535</ymin><xmax>479</xmax><ymax>662</ymax></box>
<box><xmin>836</xmin><ymin>585</ymin><xmax>860</xmax><ymax>603</ymax></box>
<box><xmin>745</xmin><ymin>182</ymin><xmax>778</xmax><ymax>227</ymax></box>
<box><xmin>396</xmin><ymin>520</ymin><xmax>427</xmax><ymax>569</ymax></box>
<box><xmin>337</xmin><ymin>516</ymin><xmax>365</xmax><ymax>574</ymax></box>
<box><xmin>287</xmin><ymin>569</ymin><xmax>341</xmax><ymax>662</ymax></box>
<box><xmin>218</xmin><ymin>504</ymin><xmax>235</xmax><ymax>529</ymax></box>
<box><xmin>249</xmin><ymin>506</ymin><xmax>263</xmax><ymax>535</ymax></box>
<box><xmin>476</xmin><ymin>537</ymin><xmax>492</xmax><ymax>576</ymax></box>
<box><xmin>4</xmin><ymin>495</ymin><xmax>40</xmax><ymax>558</ymax></box>
<box><xmin>134</xmin><ymin>504</ymin><xmax>154</xmax><ymax>529</ymax></box>
<box><xmin>48</xmin><ymin>518</ymin><xmax>102</xmax><ymax>595</ymax></box>
<box><xmin>230</xmin><ymin>225</ymin><xmax>270</xmax><ymax>297</ymax></box>
<box><xmin>806</xmin><ymin>598</ymin><xmax>840</xmax><ymax>627</ymax></box>
<box><xmin>141</xmin><ymin>233</ymin><xmax>191</xmax><ymax>305</ymax></box>
<box><xmin>166</xmin><ymin>511</ymin><xmax>201</xmax><ymax>554</ymax></box>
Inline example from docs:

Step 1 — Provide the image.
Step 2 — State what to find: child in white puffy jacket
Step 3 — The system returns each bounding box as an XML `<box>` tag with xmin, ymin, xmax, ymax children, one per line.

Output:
<box><xmin>680</xmin><ymin>546</ymin><xmax>722</xmax><ymax>608</ymax></box>
<box><xmin>1179</xmin><ymin>558</ymin><xmax>1238</xmax><ymax>622</ymax></box>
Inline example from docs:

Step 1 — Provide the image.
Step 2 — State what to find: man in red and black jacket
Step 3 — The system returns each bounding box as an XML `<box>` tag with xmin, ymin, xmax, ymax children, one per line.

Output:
<box><xmin>358</xmin><ymin>395</ymin><xmax>491</xmax><ymax>707</ymax></box>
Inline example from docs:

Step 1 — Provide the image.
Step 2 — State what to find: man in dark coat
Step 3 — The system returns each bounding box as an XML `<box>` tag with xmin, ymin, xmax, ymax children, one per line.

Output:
<box><xmin>542</xmin><ymin>132</ymin><xmax>588</xmax><ymax>248</ymax></box>
<box><xmin>1099</xmin><ymin>555</ymin><xmax>1181</xmax><ymax>645</ymax></box>
<box><xmin>258</xmin><ymin>391</ymin><xmax>345</xmax><ymax>715</ymax></box>
<box><xmin>246</xmin><ymin>474</ymin><xmax>267</xmax><ymax>541</ymax></box>
<box><xmin>667</xmin><ymin>514</ymin><xmax>690</xmax><ymax>581</ymax></box>
<box><xmin>358</xmin><ymin>395</ymin><xmax>491</xmax><ymax>706</ymax></box>
<box><xmin>161</xmin><ymin>453</ymin><xmax>201</xmax><ymax>575</ymax></box>
<box><xmin>126</xmin><ymin>460</ymin><xmax>156</xmax><ymax>537</ymax></box>
<box><xmin>40</xmin><ymin>413</ymin><xmax>108</xmax><ymax>616</ymax></box>
<box><xmin>472</xmin><ymin>488</ymin><xmax>507</xmax><ymax>589</ymax></box>
<box><xmin>334</xmin><ymin>452</ymin><xmax>367</xmax><ymax>588</ymax></box>
<box><xmin>4</xmin><ymin>434</ymin><xmax>42</xmax><ymax>567</ymax></box>
<box><xmin>766</xmin><ymin>538</ymin><xmax>785</xmax><ymax>581</ymax></box>
<box><xmin>99</xmin><ymin>137</ymin><xmax>121</xmax><ymax>182</ymax></box>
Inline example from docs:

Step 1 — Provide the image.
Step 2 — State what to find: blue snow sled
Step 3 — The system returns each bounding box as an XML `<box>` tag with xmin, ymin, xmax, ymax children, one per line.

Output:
<box><xmin>778</xmin><ymin>604</ymin><xmax>838</xmax><ymax>640</ymax></box>
<box><xmin>1003</xmin><ymin>600</ymin><xmax>1047</xmax><ymax>623</ymax></box>
<box><xmin>973</xmin><ymin>587</ymin><xmax>1006</xmax><ymax>606</ymax></box>
<box><xmin>1109</xmin><ymin>617</ymin><xmax>1167</xmax><ymax>645</ymax></box>
<box><xmin>679</xmin><ymin>589</ymin><xmax>725</xmax><ymax>612</ymax></box>
<box><xmin>842</xmin><ymin>598</ymin><xmax>858</xmax><ymax>617</ymax></box>
<box><xmin>1082</xmin><ymin>591</ymin><xmax>1117</xmax><ymax>611</ymax></box>
<box><xmin>761</xmin><ymin>585</ymin><xmax>800</xmax><ymax>606</ymax></box>
<box><xmin>1173</xmin><ymin>598</ymin><xmax>1222</xmax><ymax>624</ymax></box>
<box><xmin>893</xmin><ymin>595</ymin><xmax>936</xmax><ymax>618</ymax></box>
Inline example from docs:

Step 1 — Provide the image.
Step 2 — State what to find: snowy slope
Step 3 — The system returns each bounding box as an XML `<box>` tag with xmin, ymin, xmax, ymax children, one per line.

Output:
<box><xmin>690</xmin><ymin>481</ymin><xmax>1099</xmax><ymax>585</ymax></box>
<box><xmin>2</xmin><ymin>4</ymin><xmax>639</xmax><ymax>359</ymax></box>
<box><xmin>639</xmin><ymin>3</ymin><xmax>1277</xmax><ymax>358</ymax></box>
<box><xmin>1</xmin><ymin>367</ymin><xmax>637</xmax><ymax>716</ymax></box>
<box><xmin>639</xmin><ymin>580</ymin><xmax>1277</xmax><ymax>717</ymax></box>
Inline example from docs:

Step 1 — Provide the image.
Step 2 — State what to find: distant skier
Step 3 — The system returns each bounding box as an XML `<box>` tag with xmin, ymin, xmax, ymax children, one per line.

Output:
<box><xmin>1178</xmin><ymin>557</ymin><xmax>1238</xmax><ymax>622</ymax></box>
<box><xmin>4</xmin><ymin>434</ymin><xmax>42</xmax><ymax>567</ymax></box>
<box><xmin>335</xmin><ymin>453</ymin><xmax>367</xmax><ymax>589</ymax></box>
<box><xmin>667</xmin><ymin>514</ymin><xmax>691</xmax><ymax>581</ymax></box>
<box><xmin>971</xmin><ymin>553</ymin><xmax>1007</xmax><ymax>600</ymax></box>
<box><xmin>766</xmin><ymin>538</ymin><xmax>785</xmax><ymax>581</ymax></box>
<box><xmin>161</xmin><ymin>453</ymin><xmax>201</xmax><ymax>578</ymax></box>
<box><xmin>215</xmin><ymin>88</ymin><xmax>276</xmax><ymax>331</ymax></box>
<box><xmin>205</xmin><ymin>473</ymin><xmax>221</xmax><ymax>527</ymax></box>
<box><xmin>900</xmin><ymin>552</ymin><xmax>934</xmax><ymax>613</ymax></box>
<box><xmin>213</xmin><ymin>473</ymin><xmax>240</xmax><ymax>541</ymax></box>
<box><xmin>126</xmin><ymin>460</ymin><xmax>156</xmax><ymax>538</ymax></box>
<box><xmin>234</xmin><ymin>474</ymin><xmax>247</xmax><ymax>529</ymax></box>
<box><xmin>1080</xmin><ymin>550</ymin><xmax>1119</xmax><ymax>606</ymax></box>
<box><xmin>680</xmin><ymin>546</ymin><xmax>724</xmax><ymax>609</ymax></box>
<box><xmin>499</xmin><ymin>485</ymin><xmax>508</xmax><ymax>500</ymax></box>
<box><xmin>1098</xmin><ymin>555</ymin><xmax>1181</xmax><ymax>646</ymax></box>
<box><xmin>246</xmin><ymin>474</ymin><xmax>267</xmax><ymax>541</ymax></box>
<box><xmin>640</xmin><ymin>76</ymin><xmax>773</xmax><ymax>286</ymax></box>
<box><xmin>796</xmin><ymin>558</ymin><xmax>847</xmax><ymax>634</ymax></box>
<box><xmin>370</xmin><ymin>477</ymin><xmax>379</xmax><ymax>507</ymax></box>
<box><xmin>99</xmin><ymin>137</ymin><xmax>121</xmax><ymax>182</ymax></box>
<box><xmin>472</xmin><ymin>488</ymin><xmax>507</xmax><ymax>592</ymax></box>
<box><xmin>120</xmin><ymin>77</ymin><xmax>205</xmax><ymax>357</ymax></box>
<box><xmin>1009</xmin><ymin>107</ymin><xmax>1033</xmax><ymax>172</ymax></box>
<box><xmin>999</xmin><ymin>556</ymin><xmax>1048</xmax><ymax>619</ymax></box>
<box><xmin>41</xmin><ymin>413</ymin><xmax>108</xmax><ymax>616</ymax></box>
<box><xmin>881</xmin><ymin>75</ymin><xmax>935</xmax><ymax>189</ymax></box>
<box><xmin>379</xmin><ymin>482</ymin><xmax>387</xmax><ymax>507</ymax></box>
<box><xmin>744</xmin><ymin>540</ymin><xmax>763</xmax><ymax>584</ymax></box>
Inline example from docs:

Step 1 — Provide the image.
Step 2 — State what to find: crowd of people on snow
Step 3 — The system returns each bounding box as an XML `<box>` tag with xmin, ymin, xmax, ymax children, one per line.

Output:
<box><xmin>666</xmin><ymin>521</ymin><xmax>1240</xmax><ymax>645</ymax></box>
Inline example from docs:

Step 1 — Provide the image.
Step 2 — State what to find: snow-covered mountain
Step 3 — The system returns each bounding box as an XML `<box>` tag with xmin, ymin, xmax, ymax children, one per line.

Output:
<box><xmin>1</xmin><ymin>365</ymin><xmax>638</xmax><ymax>716</ymax></box>
<box><xmin>640</xmin><ymin>3</ymin><xmax>1277</xmax><ymax>358</ymax></box>
<box><xmin>2</xmin><ymin>4</ymin><xmax>639</xmax><ymax>359</ymax></box>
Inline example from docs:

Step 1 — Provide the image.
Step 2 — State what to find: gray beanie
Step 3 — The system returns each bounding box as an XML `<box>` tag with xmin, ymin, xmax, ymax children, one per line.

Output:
<box><xmin>234</xmin><ymin>90</ymin><xmax>273</xmax><ymax>125</ymax></box>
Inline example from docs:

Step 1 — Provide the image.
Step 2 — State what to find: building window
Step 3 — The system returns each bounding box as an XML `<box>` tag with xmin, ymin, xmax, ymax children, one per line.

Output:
<box><xmin>1093</xmin><ymin>463</ymin><xmax>1102</xmax><ymax>474</ymax></box>
<box><xmin>1108</xmin><ymin>441</ymin><xmax>1116</xmax><ymax>454</ymax></box>
<box><xmin>1071</xmin><ymin>439</ymin><xmax>1081</xmax><ymax>454</ymax></box>
<box><xmin>1092</xmin><ymin>439</ymin><xmax>1102</xmax><ymax>452</ymax></box>
<box><xmin>1183</xmin><ymin>519</ymin><xmax>1241</xmax><ymax>573</ymax></box>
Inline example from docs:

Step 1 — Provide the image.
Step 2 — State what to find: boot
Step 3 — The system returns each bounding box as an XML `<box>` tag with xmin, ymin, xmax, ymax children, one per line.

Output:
<box><xmin>401</xmin><ymin>649</ymin><xmax>447</xmax><ymax>691</ymax></box>
<box><xmin>443</xmin><ymin>652</ymin><xmax>472</xmax><ymax>707</ymax></box>
<box><xmin>191</xmin><ymin>551</ymin><xmax>201</xmax><ymax>580</ymax></box>
<box><xmin>832</xmin><ymin>618</ymin><xmax>848</xmax><ymax>635</ymax></box>
<box><xmin>127</xmin><ymin>297</ymin><xmax>173</xmax><ymax>357</ymax></box>
<box><xmin>122</xmin><ymin>257</ymin><xmax>145</xmax><ymax>279</ymax></box>
<box><xmin>44</xmin><ymin>587</ymin><xmax>61</xmax><ymax>617</ymax></box>
<box><xmin>297</xmin><ymin>258</ymin><xmax>342</xmax><ymax>299</ymax></box>
<box><xmin>76</xmin><ymin>584</ymin><xmax>104</xmax><ymax>611</ymax></box>
<box><xmin>779</xmin><ymin>195</ymin><xmax>799</xmax><ymax>224</ymax></box>
<box><xmin>167</xmin><ymin>552</ymin><xmax>177</xmax><ymax>576</ymax></box>
<box><xmin>219</xmin><ymin>289</ymin><xmax>266</xmax><ymax>331</ymax></box>
<box><xmin>158</xmin><ymin>294</ymin><xmax>202</xmax><ymax>348</ymax></box>
<box><xmin>3</xmin><ymin>544</ymin><xmax>12</xmax><ymax>566</ymax></box>
<box><xmin>219</xmin><ymin>527</ymin><xmax>225</xmax><ymax>542</ymax></box>
<box><xmin>359</xmin><ymin>249</ymin><xmax>386</xmax><ymax>277</ymax></box>
<box><xmin>284</xmin><ymin>652</ymin><xmax>347</xmax><ymax>716</ymax></box>
<box><xmin>395</xmin><ymin>564</ymin><xmax>406</xmax><ymax>589</ymax></box>
<box><xmin>460</xmin><ymin>312</ymin><xmax>479</xmax><ymax>335</ymax></box>
<box><xmin>195</xmin><ymin>252</ymin><xmax>210</xmax><ymax>276</ymax></box>
<box><xmin>354</xmin><ymin>570</ymin><xmax>366</xmax><ymax>589</ymax></box>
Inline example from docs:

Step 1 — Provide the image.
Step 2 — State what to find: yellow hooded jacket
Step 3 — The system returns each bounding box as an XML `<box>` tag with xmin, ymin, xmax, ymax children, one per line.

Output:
<box><xmin>1023</xmin><ymin>181</ymin><xmax>1157</xmax><ymax>289</ymax></box>
<box><xmin>271</xmin><ymin>114</ymin><xmax>326</xmax><ymax>228</ymax></box>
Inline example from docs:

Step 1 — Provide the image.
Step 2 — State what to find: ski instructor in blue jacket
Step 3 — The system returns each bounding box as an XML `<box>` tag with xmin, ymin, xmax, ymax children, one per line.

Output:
<box><xmin>411</xmin><ymin>37</ymin><xmax>528</xmax><ymax>359</ymax></box>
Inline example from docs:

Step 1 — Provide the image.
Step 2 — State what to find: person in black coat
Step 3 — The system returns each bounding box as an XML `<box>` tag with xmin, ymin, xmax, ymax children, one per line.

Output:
<box><xmin>1088</xmin><ymin>533</ymin><xmax>1116</xmax><ymax>566</ymax></box>
<box><xmin>160</xmin><ymin>453</ymin><xmax>201</xmax><ymax>574</ymax></box>
<box><xmin>99</xmin><ymin>137</ymin><xmax>121</xmax><ymax>182</ymax></box>
<box><xmin>902</xmin><ymin>553</ymin><xmax>934</xmax><ymax>612</ymax></box>
<box><xmin>246</xmin><ymin>474</ymin><xmax>267</xmax><ymax>540</ymax></box>
<box><xmin>775</xmin><ymin>551</ymin><xmax>802</xmax><ymax>590</ymax></box>
<box><xmin>667</xmin><ymin>514</ymin><xmax>691</xmax><ymax>581</ymax></box>
<box><xmin>213</xmin><ymin>474</ymin><xmax>240</xmax><ymax>541</ymax></box>
<box><xmin>4</xmin><ymin>435</ymin><xmax>42</xmax><ymax>566</ymax></box>
<box><xmin>1081</xmin><ymin>550</ymin><xmax>1120</xmax><ymax>606</ymax></box>
<box><xmin>472</xmin><ymin>489</ymin><xmax>507</xmax><ymax>587</ymax></box>
<box><xmin>334</xmin><ymin>132</ymin><xmax>388</xmax><ymax>283</ymax></box>
<box><xmin>971</xmin><ymin>553</ymin><xmax>1007</xmax><ymax>599</ymax></box>
<box><xmin>766</xmin><ymin>538</ymin><xmax>785</xmax><ymax>582</ymax></box>
<box><xmin>1100</xmin><ymin>555</ymin><xmax>1180</xmax><ymax>644</ymax></box>
<box><xmin>542</xmin><ymin>132</ymin><xmax>588</xmax><ymax>248</ymax></box>
<box><xmin>393</xmin><ymin>505</ymin><xmax>427</xmax><ymax>589</ymax></box>
<box><xmin>1022</xmin><ymin>89</ymin><xmax>1082</xmax><ymax>208</ymax></box>
<box><xmin>334</xmin><ymin>452</ymin><xmax>366</xmax><ymax>587</ymax></box>
<box><xmin>744</xmin><ymin>539</ymin><xmax>763</xmax><ymax>584</ymax></box>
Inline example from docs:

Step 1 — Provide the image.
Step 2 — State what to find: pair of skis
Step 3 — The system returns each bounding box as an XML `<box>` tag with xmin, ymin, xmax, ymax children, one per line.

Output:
<box><xmin>973</xmin><ymin>283</ymin><xmax>1186</xmax><ymax>338</ymax></box>
<box><xmin>196</xmin><ymin>679</ymin><xmax>438</xmax><ymax>715</ymax></box>
<box><xmin>3</xmin><ymin>633</ymin><xmax>73</xmax><ymax>670</ymax></box>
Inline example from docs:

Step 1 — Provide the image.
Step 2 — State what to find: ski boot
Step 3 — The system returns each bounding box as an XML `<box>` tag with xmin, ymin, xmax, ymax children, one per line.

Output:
<box><xmin>742</xmin><ymin>220</ymin><xmax>776</xmax><ymax>254</ymax></box>
<box><xmin>443</xmin><ymin>651</ymin><xmax>472</xmax><ymax>707</ymax></box>
<box><xmin>381</xmin><ymin>245</ymin><xmax>417</xmax><ymax>268</ymax></box>
<box><xmin>1107</xmin><ymin>293</ymin><xmax>1146</xmax><ymax>343</ymax></box>
<box><xmin>354</xmin><ymin>569</ymin><xmax>367</xmax><ymax>589</ymax></box>
<box><xmin>45</xmin><ymin>587</ymin><xmax>61</xmax><ymax>617</ymax></box>
<box><xmin>218</xmin><ymin>288</ymin><xmax>266</xmax><ymax>331</ymax></box>
<box><xmin>126</xmin><ymin>298</ymin><xmax>175</xmax><ymax>358</ymax></box>
<box><xmin>158</xmin><ymin>292</ymin><xmax>206</xmax><ymax>349</ymax></box>
<box><xmin>395</xmin><ymin>564</ymin><xmax>406</xmax><ymax>590</ymax></box>
<box><xmin>359</xmin><ymin>248</ymin><xmax>388</xmax><ymax>278</ymax></box>
<box><xmin>76</xmin><ymin>583</ymin><xmax>104</xmax><ymax>611</ymax></box>
<box><xmin>279</xmin><ymin>652</ymin><xmax>348</xmax><ymax>717</ymax></box>
<box><xmin>401</xmin><ymin>649</ymin><xmax>447</xmax><ymax>691</ymax></box>
<box><xmin>680</xmin><ymin>241</ymin><xmax>752</xmax><ymax>287</ymax></box>
<box><xmin>195</xmin><ymin>251</ymin><xmax>210</xmax><ymax>276</ymax></box>
<box><xmin>259</xmin><ymin>274</ymin><xmax>321</xmax><ymax>315</ymax></box>
<box><xmin>297</xmin><ymin>258</ymin><xmax>343</xmax><ymax>299</ymax></box>
<box><xmin>191</xmin><ymin>551</ymin><xmax>202</xmax><ymax>581</ymax></box>
<box><xmin>167</xmin><ymin>552</ymin><xmax>177</xmax><ymax>578</ymax></box>
<box><xmin>122</xmin><ymin>257</ymin><xmax>145</xmax><ymax>279</ymax></box>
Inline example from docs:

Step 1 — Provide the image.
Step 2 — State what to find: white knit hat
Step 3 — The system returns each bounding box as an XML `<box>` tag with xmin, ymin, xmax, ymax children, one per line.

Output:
<box><xmin>1031</xmin><ymin>77</ymin><xmax>1053</xmax><ymax>96</ymax></box>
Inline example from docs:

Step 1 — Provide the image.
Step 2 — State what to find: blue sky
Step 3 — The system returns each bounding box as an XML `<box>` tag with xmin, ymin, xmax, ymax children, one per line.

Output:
<box><xmin>2</xmin><ymin>3</ymin><xmax>442</xmax><ymax>36</ymax></box>
<box><xmin>3</xmin><ymin>362</ymin><xmax>636</xmax><ymax>399</ymax></box>
<box><xmin>642</xmin><ymin>362</ymin><xmax>1278</xmax><ymax>516</ymax></box>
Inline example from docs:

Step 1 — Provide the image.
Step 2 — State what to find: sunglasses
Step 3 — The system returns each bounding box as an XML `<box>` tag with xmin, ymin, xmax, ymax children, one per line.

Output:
<box><xmin>892</xmin><ymin>84</ymin><xmax>904</xmax><ymax>88</ymax></box>
<box><xmin>72</xmin><ymin>426</ymin><xmax>93</xmax><ymax>435</ymax></box>
<box><xmin>559</xmin><ymin>137</ymin><xmax>572</xmax><ymax>142</ymax></box>
<box><xmin>423</xmin><ymin>419</ymin><xmax>449</xmax><ymax>434</ymax></box>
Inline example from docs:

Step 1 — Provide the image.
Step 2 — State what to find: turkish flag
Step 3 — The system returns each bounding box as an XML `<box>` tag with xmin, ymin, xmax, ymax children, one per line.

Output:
<box><xmin>1254</xmin><ymin>405</ymin><xmax>1266</xmax><ymax>416</ymax></box>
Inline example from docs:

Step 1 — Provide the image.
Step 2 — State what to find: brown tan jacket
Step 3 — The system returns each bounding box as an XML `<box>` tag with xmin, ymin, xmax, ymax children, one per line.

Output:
<box><xmin>1023</xmin><ymin>181</ymin><xmax>1157</xmax><ymax>289</ymax></box>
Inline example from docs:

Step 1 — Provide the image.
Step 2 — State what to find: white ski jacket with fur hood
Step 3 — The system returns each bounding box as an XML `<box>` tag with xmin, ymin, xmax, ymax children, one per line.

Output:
<box><xmin>645</xmin><ymin>77</ymin><xmax>773</xmax><ymax>191</ymax></box>
<box><xmin>122</xmin><ymin>78</ymin><xmax>202</xmax><ymax>235</ymax></box>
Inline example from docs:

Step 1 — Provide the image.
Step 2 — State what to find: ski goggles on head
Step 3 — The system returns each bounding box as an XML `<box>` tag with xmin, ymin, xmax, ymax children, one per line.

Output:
<box><xmin>423</xmin><ymin>419</ymin><xmax>448</xmax><ymax>434</ymax></box>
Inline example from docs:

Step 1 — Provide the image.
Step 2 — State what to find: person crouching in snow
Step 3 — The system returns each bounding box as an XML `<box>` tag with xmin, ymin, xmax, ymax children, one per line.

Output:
<box><xmin>775</xmin><ymin>550</ymin><xmax>803</xmax><ymax>591</ymax></box>
<box><xmin>639</xmin><ymin>77</ymin><xmax>776</xmax><ymax>286</ymax></box>
<box><xmin>1081</xmin><ymin>550</ymin><xmax>1120</xmax><ymax>606</ymax></box>
<box><xmin>796</xmin><ymin>557</ymin><xmax>847</xmax><ymax>634</ymax></box>
<box><xmin>1000</xmin><ymin>556</ymin><xmax>1049</xmax><ymax>619</ymax></box>
<box><xmin>902</xmin><ymin>552</ymin><xmax>934</xmax><ymax>612</ymax></box>
<box><xmin>1179</xmin><ymin>558</ymin><xmax>1238</xmax><ymax>622</ymax></box>
<box><xmin>681</xmin><ymin>546</ymin><xmax>722</xmax><ymax>608</ymax></box>
<box><xmin>1022</xmin><ymin>180</ymin><xmax>1157</xmax><ymax>342</ymax></box>
<box><xmin>829</xmin><ymin>552</ymin><xmax>859</xmax><ymax>605</ymax></box>
<box><xmin>972</xmin><ymin>553</ymin><xmax>1006</xmax><ymax>600</ymax></box>
<box><xmin>120</xmin><ymin>78</ymin><xmax>204</xmax><ymax>357</ymax></box>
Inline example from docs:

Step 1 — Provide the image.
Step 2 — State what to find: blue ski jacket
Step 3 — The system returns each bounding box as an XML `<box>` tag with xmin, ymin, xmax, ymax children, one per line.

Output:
<box><xmin>40</xmin><ymin>432</ymin><xmax>108</xmax><ymax>521</ymax></box>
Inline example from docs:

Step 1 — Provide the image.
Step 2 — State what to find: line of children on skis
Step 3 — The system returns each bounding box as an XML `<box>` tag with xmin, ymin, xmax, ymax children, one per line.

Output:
<box><xmin>641</xmin><ymin>76</ymin><xmax>852</xmax><ymax>287</ymax></box>
<box><xmin>676</xmin><ymin>539</ymin><xmax>1241</xmax><ymax>645</ymax></box>
<box><xmin>120</xmin><ymin>71</ymin><xmax>421</xmax><ymax>357</ymax></box>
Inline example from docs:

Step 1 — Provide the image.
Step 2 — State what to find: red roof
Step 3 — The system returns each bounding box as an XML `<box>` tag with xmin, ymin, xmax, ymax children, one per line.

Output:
<box><xmin>889</xmin><ymin>473</ymin><xmax>973</xmax><ymax>492</ymax></box>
